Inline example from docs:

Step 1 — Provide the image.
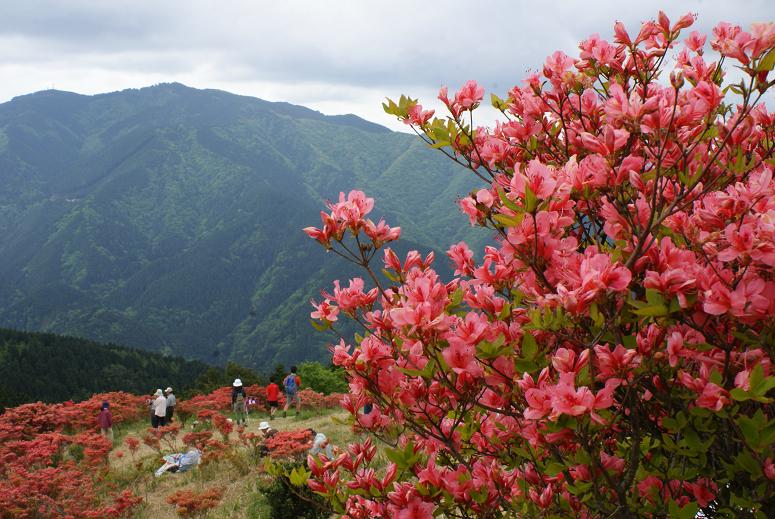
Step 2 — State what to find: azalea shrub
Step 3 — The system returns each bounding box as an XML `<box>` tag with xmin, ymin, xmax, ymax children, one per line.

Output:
<box><xmin>0</xmin><ymin>391</ymin><xmax>146</xmax><ymax>443</ymax></box>
<box><xmin>177</xmin><ymin>385</ymin><xmax>343</xmax><ymax>418</ymax></box>
<box><xmin>305</xmin><ymin>12</ymin><xmax>775</xmax><ymax>518</ymax></box>
<box><xmin>166</xmin><ymin>486</ymin><xmax>225</xmax><ymax>517</ymax></box>
<box><xmin>143</xmin><ymin>423</ymin><xmax>182</xmax><ymax>454</ymax></box>
<box><xmin>265</xmin><ymin>429</ymin><xmax>316</xmax><ymax>459</ymax></box>
<box><xmin>261</xmin><ymin>459</ymin><xmax>331</xmax><ymax>519</ymax></box>
<box><xmin>0</xmin><ymin>424</ymin><xmax>142</xmax><ymax>518</ymax></box>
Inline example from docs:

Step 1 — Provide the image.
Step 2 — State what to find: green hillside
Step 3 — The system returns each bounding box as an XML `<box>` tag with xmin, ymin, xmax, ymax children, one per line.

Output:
<box><xmin>0</xmin><ymin>327</ymin><xmax>211</xmax><ymax>408</ymax></box>
<box><xmin>0</xmin><ymin>83</ymin><xmax>485</xmax><ymax>367</ymax></box>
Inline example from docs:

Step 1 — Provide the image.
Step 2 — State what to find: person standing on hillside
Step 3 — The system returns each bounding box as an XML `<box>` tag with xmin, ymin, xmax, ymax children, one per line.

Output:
<box><xmin>152</xmin><ymin>389</ymin><xmax>167</xmax><ymax>428</ymax></box>
<box><xmin>231</xmin><ymin>378</ymin><xmax>247</xmax><ymax>426</ymax></box>
<box><xmin>165</xmin><ymin>387</ymin><xmax>176</xmax><ymax>423</ymax></box>
<box><xmin>147</xmin><ymin>394</ymin><xmax>155</xmax><ymax>426</ymax></box>
<box><xmin>97</xmin><ymin>401</ymin><xmax>113</xmax><ymax>440</ymax></box>
<box><xmin>265</xmin><ymin>376</ymin><xmax>280</xmax><ymax>419</ymax></box>
<box><xmin>282</xmin><ymin>366</ymin><xmax>301</xmax><ymax>417</ymax></box>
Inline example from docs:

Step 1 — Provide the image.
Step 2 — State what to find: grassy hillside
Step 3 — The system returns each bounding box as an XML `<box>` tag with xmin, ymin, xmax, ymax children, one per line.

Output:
<box><xmin>0</xmin><ymin>385</ymin><xmax>359</xmax><ymax>518</ymax></box>
<box><xmin>0</xmin><ymin>83</ymin><xmax>486</xmax><ymax>367</ymax></box>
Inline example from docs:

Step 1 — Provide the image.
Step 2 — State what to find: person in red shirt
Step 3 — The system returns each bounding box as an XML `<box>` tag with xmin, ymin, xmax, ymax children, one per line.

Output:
<box><xmin>97</xmin><ymin>401</ymin><xmax>113</xmax><ymax>440</ymax></box>
<box><xmin>265</xmin><ymin>376</ymin><xmax>280</xmax><ymax>418</ymax></box>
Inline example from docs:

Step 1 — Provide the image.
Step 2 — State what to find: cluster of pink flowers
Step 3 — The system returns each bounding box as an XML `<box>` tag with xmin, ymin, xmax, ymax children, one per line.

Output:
<box><xmin>307</xmin><ymin>11</ymin><xmax>775</xmax><ymax>518</ymax></box>
<box><xmin>303</xmin><ymin>190</ymin><xmax>400</xmax><ymax>249</ymax></box>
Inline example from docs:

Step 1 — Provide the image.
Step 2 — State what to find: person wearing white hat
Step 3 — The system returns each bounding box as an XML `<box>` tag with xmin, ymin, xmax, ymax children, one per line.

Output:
<box><xmin>258</xmin><ymin>421</ymin><xmax>276</xmax><ymax>435</ymax></box>
<box><xmin>231</xmin><ymin>378</ymin><xmax>247</xmax><ymax>426</ymax></box>
<box><xmin>152</xmin><ymin>389</ymin><xmax>167</xmax><ymax>428</ymax></box>
<box><xmin>164</xmin><ymin>387</ymin><xmax>176</xmax><ymax>423</ymax></box>
<box><xmin>256</xmin><ymin>421</ymin><xmax>277</xmax><ymax>457</ymax></box>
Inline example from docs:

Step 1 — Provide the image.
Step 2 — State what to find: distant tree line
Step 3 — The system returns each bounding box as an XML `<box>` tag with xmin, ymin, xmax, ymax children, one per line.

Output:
<box><xmin>0</xmin><ymin>328</ymin><xmax>347</xmax><ymax>410</ymax></box>
<box><xmin>0</xmin><ymin>328</ymin><xmax>210</xmax><ymax>409</ymax></box>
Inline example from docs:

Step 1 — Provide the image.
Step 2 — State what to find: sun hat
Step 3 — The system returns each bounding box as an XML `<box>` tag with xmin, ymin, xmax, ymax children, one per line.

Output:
<box><xmin>233</xmin><ymin>378</ymin><xmax>242</xmax><ymax>387</ymax></box>
<box><xmin>154</xmin><ymin>389</ymin><xmax>163</xmax><ymax>396</ymax></box>
<box><xmin>165</xmin><ymin>387</ymin><xmax>173</xmax><ymax>393</ymax></box>
<box><xmin>258</xmin><ymin>421</ymin><xmax>271</xmax><ymax>431</ymax></box>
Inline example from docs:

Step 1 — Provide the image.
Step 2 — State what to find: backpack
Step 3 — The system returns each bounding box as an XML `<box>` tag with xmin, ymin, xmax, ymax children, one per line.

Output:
<box><xmin>284</xmin><ymin>374</ymin><xmax>298</xmax><ymax>394</ymax></box>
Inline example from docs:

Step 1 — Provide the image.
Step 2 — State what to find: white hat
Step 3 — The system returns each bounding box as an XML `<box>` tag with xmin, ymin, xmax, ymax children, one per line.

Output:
<box><xmin>233</xmin><ymin>378</ymin><xmax>242</xmax><ymax>387</ymax></box>
<box><xmin>165</xmin><ymin>387</ymin><xmax>173</xmax><ymax>393</ymax></box>
<box><xmin>154</xmin><ymin>389</ymin><xmax>163</xmax><ymax>396</ymax></box>
<box><xmin>258</xmin><ymin>421</ymin><xmax>271</xmax><ymax>431</ymax></box>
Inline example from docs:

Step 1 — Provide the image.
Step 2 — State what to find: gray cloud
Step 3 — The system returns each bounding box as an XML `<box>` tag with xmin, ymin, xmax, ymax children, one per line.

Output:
<box><xmin>0</xmin><ymin>0</ymin><xmax>771</xmax><ymax>130</ymax></box>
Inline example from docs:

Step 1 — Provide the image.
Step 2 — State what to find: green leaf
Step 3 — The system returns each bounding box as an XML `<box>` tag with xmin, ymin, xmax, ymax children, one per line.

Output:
<box><xmin>755</xmin><ymin>375</ymin><xmax>775</xmax><ymax>397</ymax></box>
<box><xmin>381</xmin><ymin>268</ymin><xmax>400</xmax><ymax>283</ymax></box>
<box><xmin>521</xmin><ymin>333</ymin><xmax>538</xmax><ymax>360</ymax></box>
<box><xmin>384</xmin><ymin>447</ymin><xmax>408</xmax><ymax>469</ymax></box>
<box><xmin>645</xmin><ymin>289</ymin><xmax>666</xmax><ymax>305</ymax></box>
<box><xmin>497</xmin><ymin>188</ymin><xmax>522</xmax><ymax>213</ymax></box>
<box><xmin>524</xmin><ymin>184</ymin><xmax>538</xmax><ymax>213</ymax></box>
<box><xmin>632</xmin><ymin>304</ymin><xmax>668</xmax><ymax>317</ymax></box>
<box><xmin>493</xmin><ymin>213</ymin><xmax>524</xmax><ymax>227</ymax></box>
<box><xmin>738</xmin><ymin>415</ymin><xmax>760</xmax><ymax>449</ymax></box>
<box><xmin>668</xmin><ymin>501</ymin><xmax>699</xmax><ymax>519</ymax></box>
<box><xmin>730</xmin><ymin>387</ymin><xmax>750</xmax><ymax>402</ymax></box>
<box><xmin>450</xmin><ymin>287</ymin><xmax>464</xmax><ymax>306</ymax></box>
<box><xmin>498</xmin><ymin>303</ymin><xmax>511</xmax><ymax>320</ymax></box>
<box><xmin>529</xmin><ymin>309</ymin><xmax>542</xmax><ymax>328</ymax></box>
<box><xmin>309</xmin><ymin>319</ymin><xmax>331</xmax><ymax>332</ymax></box>
<box><xmin>683</xmin><ymin>427</ymin><xmax>702</xmax><ymax>452</ymax></box>
<box><xmin>757</xmin><ymin>48</ymin><xmax>775</xmax><ymax>72</ymax></box>
<box><xmin>490</xmin><ymin>93</ymin><xmax>506</xmax><ymax>110</ymax></box>
<box><xmin>289</xmin><ymin>466</ymin><xmax>310</xmax><ymax>487</ymax></box>
<box><xmin>750</xmin><ymin>364</ymin><xmax>765</xmax><ymax>395</ymax></box>
<box><xmin>515</xmin><ymin>359</ymin><xmax>538</xmax><ymax>373</ymax></box>
<box><xmin>543</xmin><ymin>461</ymin><xmax>565</xmax><ymax>476</ymax></box>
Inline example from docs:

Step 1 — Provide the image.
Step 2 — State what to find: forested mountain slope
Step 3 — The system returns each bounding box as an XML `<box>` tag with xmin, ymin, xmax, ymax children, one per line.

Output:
<box><xmin>0</xmin><ymin>83</ymin><xmax>485</xmax><ymax>367</ymax></box>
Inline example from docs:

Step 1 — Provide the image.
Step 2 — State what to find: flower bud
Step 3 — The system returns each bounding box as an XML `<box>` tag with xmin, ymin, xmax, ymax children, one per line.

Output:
<box><xmin>670</xmin><ymin>69</ymin><xmax>685</xmax><ymax>89</ymax></box>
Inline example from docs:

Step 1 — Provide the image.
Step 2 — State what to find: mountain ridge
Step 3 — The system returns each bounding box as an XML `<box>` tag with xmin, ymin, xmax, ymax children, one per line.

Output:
<box><xmin>0</xmin><ymin>83</ymin><xmax>486</xmax><ymax>368</ymax></box>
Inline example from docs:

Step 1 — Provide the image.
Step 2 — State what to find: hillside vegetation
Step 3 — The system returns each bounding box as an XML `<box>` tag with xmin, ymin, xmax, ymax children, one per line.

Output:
<box><xmin>0</xmin><ymin>83</ymin><xmax>483</xmax><ymax>368</ymax></box>
<box><xmin>0</xmin><ymin>384</ymin><xmax>354</xmax><ymax>518</ymax></box>
<box><xmin>0</xmin><ymin>328</ymin><xmax>210</xmax><ymax>408</ymax></box>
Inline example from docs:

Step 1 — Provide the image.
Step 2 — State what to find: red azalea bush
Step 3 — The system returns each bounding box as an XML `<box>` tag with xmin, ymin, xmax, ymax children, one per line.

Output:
<box><xmin>0</xmin><ymin>391</ymin><xmax>145</xmax><ymax>443</ymax></box>
<box><xmin>305</xmin><ymin>12</ymin><xmax>775</xmax><ymax>518</ymax></box>
<box><xmin>143</xmin><ymin>423</ymin><xmax>182</xmax><ymax>454</ymax></box>
<box><xmin>178</xmin><ymin>385</ymin><xmax>343</xmax><ymax>417</ymax></box>
<box><xmin>0</xmin><ymin>392</ymin><xmax>145</xmax><ymax>518</ymax></box>
<box><xmin>265</xmin><ymin>429</ymin><xmax>316</xmax><ymax>459</ymax></box>
<box><xmin>166</xmin><ymin>486</ymin><xmax>225</xmax><ymax>517</ymax></box>
<box><xmin>0</xmin><ymin>432</ymin><xmax>141</xmax><ymax>518</ymax></box>
<box><xmin>183</xmin><ymin>430</ymin><xmax>215</xmax><ymax>451</ymax></box>
<box><xmin>0</xmin><ymin>358</ymin><xmax>348</xmax><ymax>517</ymax></box>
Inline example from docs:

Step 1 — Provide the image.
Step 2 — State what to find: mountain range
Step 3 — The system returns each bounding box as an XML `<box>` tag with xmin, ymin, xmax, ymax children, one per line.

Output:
<box><xmin>0</xmin><ymin>83</ymin><xmax>485</xmax><ymax>368</ymax></box>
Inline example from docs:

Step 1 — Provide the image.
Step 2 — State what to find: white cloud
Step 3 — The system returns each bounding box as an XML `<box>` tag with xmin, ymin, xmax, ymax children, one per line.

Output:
<box><xmin>0</xmin><ymin>0</ymin><xmax>771</xmax><ymax>131</ymax></box>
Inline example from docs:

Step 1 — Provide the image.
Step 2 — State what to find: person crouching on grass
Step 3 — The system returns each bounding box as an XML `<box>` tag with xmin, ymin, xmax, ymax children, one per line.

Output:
<box><xmin>265</xmin><ymin>376</ymin><xmax>280</xmax><ymax>418</ymax></box>
<box><xmin>256</xmin><ymin>421</ymin><xmax>277</xmax><ymax>457</ymax></box>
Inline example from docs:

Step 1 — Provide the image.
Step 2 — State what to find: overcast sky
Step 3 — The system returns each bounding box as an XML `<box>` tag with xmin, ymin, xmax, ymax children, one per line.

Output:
<box><xmin>0</xmin><ymin>0</ymin><xmax>771</xmax><ymax>131</ymax></box>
